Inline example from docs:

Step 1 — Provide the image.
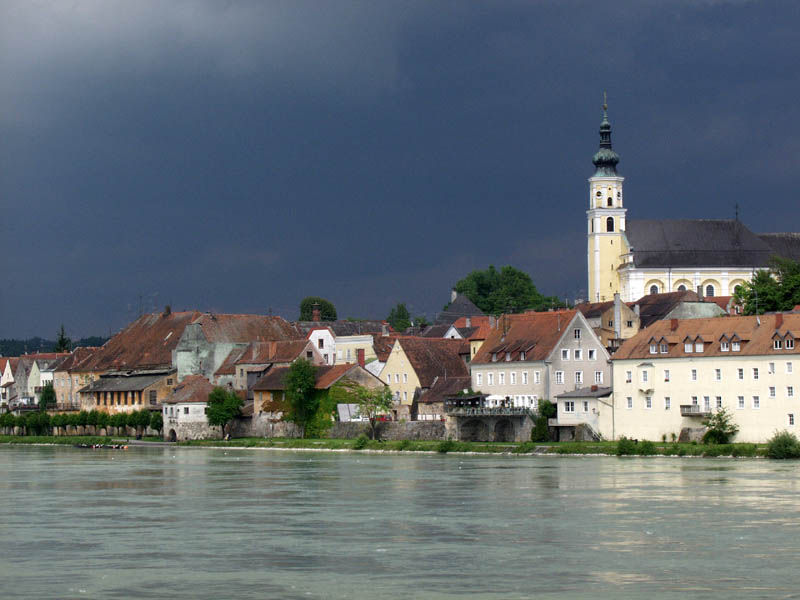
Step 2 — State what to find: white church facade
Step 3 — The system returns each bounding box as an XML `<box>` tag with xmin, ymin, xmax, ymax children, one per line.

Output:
<box><xmin>586</xmin><ymin>104</ymin><xmax>800</xmax><ymax>303</ymax></box>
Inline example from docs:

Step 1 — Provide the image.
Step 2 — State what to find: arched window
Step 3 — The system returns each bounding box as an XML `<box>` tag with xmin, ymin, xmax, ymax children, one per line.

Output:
<box><xmin>649</xmin><ymin>285</ymin><xmax>659</xmax><ymax>295</ymax></box>
<box><xmin>677</xmin><ymin>285</ymin><xmax>686</xmax><ymax>292</ymax></box>
<box><xmin>606</xmin><ymin>217</ymin><xmax>614</xmax><ymax>232</ymax></box>
<box><xmin>705</xmin><ymin>284</ymin><xmax>715</xmax><ymax>297</ymax></box>
<box><xmin>607</xmin><ymin>197</ymin><xmax>613</xmax><ymax>207</ymax></box>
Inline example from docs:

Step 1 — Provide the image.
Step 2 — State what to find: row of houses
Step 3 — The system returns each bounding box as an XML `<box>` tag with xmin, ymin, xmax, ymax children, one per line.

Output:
<box><xmin>2</xmin><ymin>289</ymin><xmax>797</xmax><ymax>444</ymax></box>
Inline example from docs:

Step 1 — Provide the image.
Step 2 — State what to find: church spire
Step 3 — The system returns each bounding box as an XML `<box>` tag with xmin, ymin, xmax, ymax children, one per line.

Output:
<box><xmin>592</xmin><ymin>92</ymin><xmax>620</xmax><ymax>176</ymax></box>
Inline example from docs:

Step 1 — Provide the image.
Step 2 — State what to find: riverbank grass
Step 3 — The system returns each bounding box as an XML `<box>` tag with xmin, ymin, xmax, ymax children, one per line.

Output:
<box><xmin>0</xmin><ymin>435</ymin><xmax>112</xmax><ymax>445</ymax></box>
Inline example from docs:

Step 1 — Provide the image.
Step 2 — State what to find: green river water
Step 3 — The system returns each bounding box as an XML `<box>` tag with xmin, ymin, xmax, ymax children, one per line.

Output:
<box><xmin>1</xmin><ymin>445</ymin><xmax>799</xmax><ymax>599</ymax></box>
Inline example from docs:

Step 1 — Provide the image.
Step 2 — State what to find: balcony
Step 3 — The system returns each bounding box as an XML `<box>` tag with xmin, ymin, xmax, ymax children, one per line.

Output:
<box><xmin>445</xmin><ymin>407</ymin><xmax>532</xmax><ymax>417</ymax></box>
<box><xmin>680</xmin><ymin>404</ymin><xmax>711</xmax><ymax>417</ymax></box>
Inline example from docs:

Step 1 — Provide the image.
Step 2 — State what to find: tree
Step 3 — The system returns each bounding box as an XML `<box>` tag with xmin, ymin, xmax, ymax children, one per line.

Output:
<box><xmin>531</xmin><ymin>399</ymin><xmax>556</xmax><ymax>442</ymax></box>
<box><xmin>284</xmin><ymin>359</ymin><xmax>318</xmax><ymax>437</ymax></box>
<box><xmin>206</xmin><ymin>387</ymin><xmax>244</xmax><ymax>439</ymax></box>
<box><xmin>299</xmin><ymin>297</ymin><xmax>337</xmax><ymax>321</ymax></box>
<box><xmin>95</xmin><ymin>411</ymin><xmax>110</xmax><ymax>431</ymax></box>
<box><xmin>38</xmin><ymin>382</ymin><xmax>57</xmax><ymax>411</ymax></box>
<box><xmin>450</xmin><ymin>265</ymin><xmax>564</xmax><ymax>315</ymax></box>
<box><xmin>54</xmin><ymin>325</ymin><xmax>72</xmax><ymax>353</ymax></box>
<box><xmin>330</xmin><ymin>380</ymin><xmax>393</xmax><ymax>440</ymax></box>
<box><xmin>702</xmin><ymin>407</ymin><xmax>739</xmax><ymax>444</ymax></box>
<box><xmin>387</xmin><ymin>303</ymin><xmax>412</xmax><ymax>332</ymax></box>
<box><xmin>734</xmin><ymin>257</ymin><xmax>800</xmax><ymax>315</ymax></box>
<box><xmin>150</xmin><ymin>412</ymin><xmax>163</xmax><ymax>435</ymax></box>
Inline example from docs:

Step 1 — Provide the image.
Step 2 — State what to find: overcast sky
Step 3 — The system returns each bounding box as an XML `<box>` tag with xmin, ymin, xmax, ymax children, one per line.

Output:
<box><xmin>2</xmin><ymin>0</ymin><xmax>799</xmax><ymax>339</ymax></box>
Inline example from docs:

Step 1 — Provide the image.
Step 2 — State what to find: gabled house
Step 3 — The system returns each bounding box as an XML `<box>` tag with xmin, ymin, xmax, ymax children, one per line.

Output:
<box><xmin>0</xmin><ymin>358</ymin><xmax>18</xmax><ymax>407</ymax></box>
<box><xmin>417</xmin><ymin>375</ymin><xmax>472</xmax><ymax>421</ymax></box>
<box><xmin>294</xmin><ymin>319</ymin><xmax>388</xmax><ymax>366</ymax></box>
<box><xmin>380</xmin><ymin>337</ymin><xmax>470</xmax><ymax>420</ymax></box>
<box><xmin>162</xmin><ymin>375</ymin><xmax>218</xmax><ymax>442</ymax></box>
<box><xmin>576</xmin><ymin>294</ymin><xmax>640</xmax><ymax>351</ymax></box>
<box><xmin>52</xmin><ymin>347</ymin><xmax>99</xmax><ymax>409</ymax></box>
<box><xmin>470</xmin><ymin>310</ymin><xmax>611</xmax><ymax>409</ymax></box>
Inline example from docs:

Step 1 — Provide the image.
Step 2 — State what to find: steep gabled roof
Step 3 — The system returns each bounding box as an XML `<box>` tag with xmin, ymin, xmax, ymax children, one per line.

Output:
<box><xmin>759</xmin><ymin>233</ymin><xmax>800</xmax><ymax>261</ymax></box>
<box><xmin>215</xmin><ymin>341</ymin><xmax>314</xmax><ymax>376</ymax></box>
<box><xmin>575</xmin><ymin>300</ymin><xmax>615</xmax><ymax>320</ymax></box>
<box><xmin>472</xmin><ymin>310</ymin><xmax>579</xmax><ymax>364</ymax></box>
<box><xmin>633</xmin><ymin>290</ymin><xmax>700</xmax><ymax>328</ymax></box>
<box><xmin>192</xmin><ymin>313</ymin><xmax>301</xmax><ymax>343</ymax></box>
<box><xmin>451</xmin><ymin>316</ymin><xmax>494</xmax><ymax>341</ymax></box>
<box><xmin>165</xmin><ymin>375</ymin><xmax>215</xmax><ymax>404</ymax></box>
<box><xmin>295</xmin><ymin>320</ymin><xmax>388</xmax><ymax>337</ymax></box>
<box><xmin>52</xmin><ymin>347</ymin><xmax>99</xmax><ymax>373</ymax></box>
<box><xmin>253</xmin><ymin>363</ymin><xmax>371</xmax><ymax>391</ymax></box>
<box><xmin>419</xmin><ymin>376</ymin><xmax>472</xmax><ymax>405</ymax></box>
<box><xmin>435</xmin><ymin>293</ymin><xmax>484</xmax><ymax>325</ymax></box>
<box><xmin>395</xmin><ymin>338</ymin><xmax>469</xmax><ymax>388</ymax></box>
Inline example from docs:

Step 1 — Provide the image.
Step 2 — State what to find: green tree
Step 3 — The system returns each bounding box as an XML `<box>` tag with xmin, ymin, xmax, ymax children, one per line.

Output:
<box><xmin>386</xmin><ymin>303</ymin><xmax>412</xmax><ymax>332</ymax></box>
<box><xmin>450</xmin><ymin>265</ymin><xmax>564</xmax><ymax>314</ymax></box>
<box><xmin>284</xmin><ymin>359</ymin><xmax>318</xmax><ymax>437</ymax></box>
<box><xmin>734</xmin><ymin>257</ymin><xmax>800</xmax><ymax>315</ymax></box>
<box><xmin>0</xmin><ymin>412</ymin><xmax>17</xmax><ymax>431</ymax></box>
<box><xmin>330</xmin><ymin>380</ymin><xmax>393</xmax><ymax>440</ymax></box>
<box><xmin>54</xmin><ymin>325</ymin><xmax>72</xmax><ymax>352</ymax></box>
<box><xmin>38</xmin><ymin>382</ymin><xmax>57</xmax><ymax>411</ymax></box>
<box><xmin>766</xmin><ymin>430</ymin><xmax>800</xmax><ymax>459</ymax></box>
<box><xmin>702</xmin><ymin>407</ymin><xmax>740</xmax><ymax>444</ymax></box>
<box><xmin>150</xmin><ymin>412</ymin><xmax>163</xmax><ymax>435</ymax></box>
<box><xmin>133</xmin><ymin>409</ymin><xmax>152</xmax><ymax>436</ymax></box>
<box><xmin>206</xmin><ymin>387</ymin><xmax>244</xmax><ymax>439</ymax></box>
<box><xmin>96</xmin><ymin>411</ymin><xmax>110</xmax><ymax>431</ymax></box>
<box><xmin>531</xmin><ymin>399</ymin><xmax>556</xmax><ymax>442</ymax></box>
<box><xmin>299</xmin><ymin>297</ymin><xmax>337</xmax><ymax>321</ymax></box>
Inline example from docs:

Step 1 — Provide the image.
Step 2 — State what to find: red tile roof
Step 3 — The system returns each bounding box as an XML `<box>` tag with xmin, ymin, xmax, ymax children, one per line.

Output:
<box><xmin>252</xmin><ymin>364</ymin><xmax>380</xmax><ymax>392</ymax></box>
<box><xmin>52</xmin><ymin>347</ymin><xmax>99</xmax><ymax>373</ymax></box>
<box><xmin>451</xmin><ymin>316</ymin><xmax>494</xmax><ymax>341</ymax></box>
<box><xmin>192</xmin><ymin>313</ymin><xmax>301</xmax><ymax>343</ymax></box>
<box><xmin>472</xmin><ymin>310</ymin><xmax>579</xmax><ymax>364</ymax></box>
<box><xmin>166</xmin><ymin>375</ymin><xmax>216</xmax><ymax>404</ymax></box>
<box><xmin>215</xmin><ymin>341</ymin><xmax>313</xmax><ymax>376</ymax></box>
<box><xmin>419</xmin><ymin>376</ymin><xmax>472</xmax><ymax>405</ymax></box>
<box><xmin>395</xmin><ymin>338</ymin><xmax>469</xmax><ymax>388</ymax></box>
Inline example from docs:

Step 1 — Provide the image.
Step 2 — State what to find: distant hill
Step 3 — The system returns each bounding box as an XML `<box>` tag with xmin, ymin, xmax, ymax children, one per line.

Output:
<box><xmin>0</xmin><ymin>336</ymin><xmax>108</xmax><ymax>357</ymax></box>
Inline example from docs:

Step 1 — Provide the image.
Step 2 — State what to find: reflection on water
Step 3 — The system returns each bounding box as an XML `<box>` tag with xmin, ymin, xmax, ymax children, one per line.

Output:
<box><xmin>1</xmin><ymin>446</ymin><xmax>800</xmax><ymax>599</ymax></box>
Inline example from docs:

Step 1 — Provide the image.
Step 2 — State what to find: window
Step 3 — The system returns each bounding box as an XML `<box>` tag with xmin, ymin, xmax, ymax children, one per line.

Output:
<box><xmin>337</xmin><ymin>350</ymin><xmax>343</xmax><ymax>360</ymax></box>
<box><xmin>641</xmin><ymin>370</ymin><xmax>649</xmax><ymax>383</ymax></box>
<box><xmin>505</xmin><ymin>353</ymin><xmax>511</xmax><ymax>362</ymax></box>
<box><xmin>789</xmin><ymin>386</ymin><xmax>794</xmax><ymax>398</ymax></box>
<box><xmin>184</xmin><ymin>406</ymin><xmax>189</xmax><ymax>415</ymax></box>
<box><xmin>574</xmin><ymin>349</ymin><xmax>582</xmax><ymax>361</ymax></box>
<box><xmin>555</xmin><ymin>371</ymin><xmax>564</xmax><ymax>384</ymax></box>
<box><xmin>769</xmin><ymin>362</ymin><xmax>775</xmax><ymax>374</ymax></box>
<box><xmin>492</xmin><ymin>353</ymin><xmax>498</xmax><ymax>362</ymax></box>
<box><xmin>660</xmin><ymin>344</ymin><xmax>668</xmax><ymax>354</ymax></box>
<box><xmin>732</xmin><ymin>341</ymin><xmax>741</xmax><ymax>352</ymax></box>
<box><xmin>149</xmin><ymin>390</ymin><xmax>157</xmax><ymax>405</ymax></box>
<box><xmin>318</xmin><ymin>338</ymin><xmax>324</xmax><ymax>349</ymax></box>
<box><xmin>738</xmin><ymin>396</ymin><xmax>745</xmax><ymax>409</ymax></box>
<box><xmin>488</xmin><ymin>373</ymin><xmax>494</xmax><ymax>386</ymax></box>
<box><xmin>167</xmin><ymin>378</ymin><xmax>173</xmax><ymax>386</ymax></box>
<box><xmin>588</xmin><ymin>349</ymin><xmax>596</xmax><ymax>360</ymax></box>
<box><xmin>770</xmin><ymin>386</ymin><xmax>776</xmax><ymax>398</ymax></box>
<box><xmin>606</xmin><ymin>216</ymin><xmax>614</xmax><ymax>232</ymax></box>
<box><xmin>703</xmin><ymin>396</ymin><xmax>711</xmax><ymax>411</ymax></box>
<box><xmin>346</xmin><ymin>349</ymin><xmax>351</xmax><ymax>360</ymax></box>
<box><xmin>737</xmin><ymin>368</ymin><xmax>744</xmax><ymax>380</ymax></box>
<box><xmin>306</xmin><ymin>351</ymin><xmax>313</xmax><ymax>359</ymax></box>
<box><xmin>594</xmin><ymin>371</ymin><xmax>603</xmax><ymax>384</ymax></box>
<box><xmin>753</xmin><ymin>368</ymin><xmax>759</xmax><ymax>380</ymax></box>
<box><xmin>788</xmin><ymin>362</ymin><xmax>794</xmax><ymax>374</ymax></box>
<box><xmin>626</xmin><ymin>320</ymin><xmax>634</xmax><ymax>328</ymax></box>
<box><xmin>574</xmin><ymin>328</ymin><xmax>581</xmax><ymax>340</ymax></box>
<box><xmin>625</xmin><ymin>370</ymin><xmax>632</xmax><ymax>383</ymax></box>
<box><xmin>499</xmin><ymin>373</ymin><xmax>506</xmax><ymax>385</ymax></box>
<box><xmin>774</xmin><ymin>339</ymin><xmax>782</xmax><ymax>350</ymax></box>
<box><xmin>608</xmin><ymin>319</ymin><xmax>614</xmax><ymax>328</ymax></box>
<box><xmin>626</xmin><ymin>397</ymin><xmax>633</xmax><ymax>409</ymax></box>
<box><xmin>692</xmin><ymin>396</ymin><xmax>698</xmax><ymax>405</ymax></box>
<box><xmin>386</xmin><ymin>374</ymin><xmax>391</xmax><ymax>384</ymax></box>
<box><xmin>583</xmin><ymin>401</ymin><xmax>589</xmax><ymax>412</ymax></box>
<box><xmin>510</xmin><ymin>372</ymin><xmax>517</xmax><ymax>385</ymax></box>
<box><xmin>684</xmin><ymin>342</ymin><xmax>693</xmax><ymax>353</ymax></box>
<box><xmin>607</xmin><ymin>197</ymin><xmax>613</xmax><ymax>207</ymax></box>
<box><xmin>664</xmin><ymin>397</ymin><xmax>671</xmax><ymax>411</ymax></box>
<box><xmin>645</xmin><ymin>397</ymin><xmax>652</xmax><ymax>409</ymax></box>
<box><xmin>561</xmin><ymin>349</ymin><xmax>570</xmax><ymax>361</ymax></box>
<box><xmin>790</xmin><ymin>414</ymin><xmax>796</xmax><ymax>427</ymax></box>
<box><xmin>787</xmin><ymin>339</ymin><xmax>795</xmax><ymax>350</ymax></box>
<box><xmin>715</xmin><ymin>369</ymin><xmax>721</xmax><ymax>381</ymax></box>
<box><xmin>575</xmin><ymin>371</ymin><xmax>583</xmax><ymax>385</ymax></box>
<box><xmin>649</xmin><ymin>343</ymin><xmax>657</xmax><ymax>354</ymax></box>
<box><xmin>403</xmin><ymin>391</ymin><xmax>408</xmax><ymax>402</ymax></box>
<box><xmin>649</xmin><ymin>285</ymin><xmax>659</xmax><ymax>295</ymax></box>
<box><xmin>534</xmin><ymin>371</ymin><xmax>541</xmax><ymax>384</ymax></box>
<box><xmin>395</xmin><ymin>374</ymin><xmax>400</xmax><ymax>383</ymax></box>
<box><xmin>716</xmin><ymin>396</ymin><xmax>722</xmax><ymax>409</ymax></box>
<box><xmin>753</xmin><ymin>396</ymin><xmax>760</xmax><ymax>409</ymax></box>
<box><xmin>721</xmin><ymin>341</ymin><xmax>730</xmax><ymax>352</ymax></box>
<box><xmin>476</xmin><ymin>373</ymin><xmax>482</xmax><ymax>387</ymax></box>
<box><xmin>691</xmin><ymin>369</ymin><xmax>697</xmax><ymax>381</ymax></box>
<box><xmin>520</xmin><ymin>351</ymin><xmax>525</xmax><ymax>361</ymax></box>
<box><xmin>564</xmin><ymin>401</ymin><xmax>575</xmax><ymax>413</ymax></box>
<box><xmin>705</xmin><ymin>284</ymin><xmax>715</xmax><ymax>297</ymax></box>
<box><xmin>403</xmin><ymin>373</ymin><xmax>408</xmax><ymax>383</ymax></box>
<box><xmin>695</xmin><ymin>342</ymin><xmax>704</xmax><ymax>353</ymax></box>
<box><xmin>522</xmin><ymin>372</ymin><xmax>528</xmax><ymax>385</ymax></box>
<box><xmin>664</xmin><ymin>369</ymin><xmax>670</xmax><ymax>382</ymax></box>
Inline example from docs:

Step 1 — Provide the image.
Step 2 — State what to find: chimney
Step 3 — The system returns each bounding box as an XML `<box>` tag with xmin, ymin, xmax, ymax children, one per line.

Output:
<box><xmin>670</xmin><ymin>318</ymin><xmax>678</xmax><ymax>331</ymax></box>
<box><xmin>489</xmin><ymin>316</ymin><xmax>497</xmax><ymax>329</ymax></box>
<box><xmin>163</xmin><ymin>305</ymin><xmax>171</xmax><ymax>317</ymax></box>
<box><xmin>634</xmin><ymin>304</ymin><xmax>640</xmax><ymax>317</ymax></box>
<box><xmin>466</xmin><ymin>317</ymin><xmax>471</xmax><ymax>328</ymax></box>
<box><xmin>451</xmin><ymin>289</ymin><xmax>458</xmax><ymax>303</ymax></box>
<box><xmin>381</xmin><ymin>323</ymin><xmax>388</xmax><ymax>337</ymax></box>
<box><xmin>613</xmin><ymin>293</ymin><xmax>622</xmax><ymax>339</ymax></box>
<box><xmin>312</xmin><ymin>303</ymin><xmax>321</xmax><ymax>322</ymax></box>
<box><xmin>696</xmin><ymin>286</ymin><xmax>704</xmax><ymax>300</ymax></box>
<box><xmin>356</xmin><ymin>348</ymin><xmax>365</xmax><ymax>368</ymax></box>
<box><xmin>270</xmin><ymin>341</ymin><xmax>277</xmax><ymax>358</ymax></box>
<box><xmin>776</xmin><ymin>313</ymin><xmax>784</xmax><ymax>329</ymax></box>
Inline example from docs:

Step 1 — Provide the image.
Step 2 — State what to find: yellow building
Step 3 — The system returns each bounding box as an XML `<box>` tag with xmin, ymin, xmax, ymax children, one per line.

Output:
<box><xmin>586</xmin><ymin>103</ymin><xmax>800</xmax><ymax>303</ymax></box>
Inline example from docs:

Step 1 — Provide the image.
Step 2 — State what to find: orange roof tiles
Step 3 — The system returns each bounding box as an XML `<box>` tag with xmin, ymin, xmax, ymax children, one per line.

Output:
<box><xmin>451</xmin><ymin>316</ymin><xmax>494</xmax><ymax>340</ymax></box>
<box><xmin>253</xmin><ymin>363</ymin><xmax>365</xmax><ymax>391</ymax></box>
<box><xmin>472</xmin><ymin>310</ymin><xmax>579</xmax><ymax>364</ymax></box>
<box><xmin>395</xmin><ymin>338</ymin><xmax>469</xmax><ymax>388</ymax></box>
<box><xmin>166</xmin><ymin>375</ymin><xmax>215</xmax><ymax>404</ymax></box>
<box><xmin>192</xmin><ymin>313</ymin><xmax>301</xmax><ymax>343</ymax></box>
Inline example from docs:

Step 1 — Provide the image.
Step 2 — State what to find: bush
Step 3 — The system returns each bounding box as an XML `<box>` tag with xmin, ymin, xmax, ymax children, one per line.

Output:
<box><xmin>766</xmin><ymin>431</ymin><xmax>800</xmax><ymax>459</ymax></box>
<box><xmin>615</xmin><ymin>437</ymin><xmax>637</xmax><ymax>456</ymax></box>
<box><xmin>437</xmin><ymin>439</ymin><xmax>457</xmax><ymax>453</ymax></box>
<box><xmin>638</xmin><ymin>440</ymin><xmax>657</xmax><ymax>455</ymax></box>
<box><xmin>531</xmin><ymin>399</ymin><xmax>555</xmax><ymax>442</ymax></box>
<box><xmin>353</xmin><ymin>434</ymin><xmax>369</xmax><ymax>450</ymax></box>
<box><xmin>396</xmin><ymin>439</ymin><xmax>410</xmax><ymax>451</ymax></box>
<box><xmin>702</xmin><ymin>407</ymin><xmax>739</xmax><ymax>444</ymax></box>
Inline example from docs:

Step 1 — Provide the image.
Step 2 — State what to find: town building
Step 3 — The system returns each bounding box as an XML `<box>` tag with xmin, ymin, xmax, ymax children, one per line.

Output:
<box><xmin>79</xmin><ymin>368</ymin><xmax>176</xmax><ymax>414</ymax></box>
<box><xmin>52</xmin><ymin>347</ymin><xmax>99</xmax><ymax>409</ymax></box>
<box><xmin>586</xmin><ymin>103</ymin><xmax>800</xmax><ymax>303</ymax></box>
<box><xmin>163</xmin><ymin>375</ymin><xmax>218</xmax><ymax>442</ymax></box>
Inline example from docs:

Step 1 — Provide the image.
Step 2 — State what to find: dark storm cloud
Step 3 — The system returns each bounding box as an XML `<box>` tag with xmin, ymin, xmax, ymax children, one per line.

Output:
<box><xmin>2</xmin><ymin>0</ymin><xmax>799</xmax><ymax>337</ymax></box>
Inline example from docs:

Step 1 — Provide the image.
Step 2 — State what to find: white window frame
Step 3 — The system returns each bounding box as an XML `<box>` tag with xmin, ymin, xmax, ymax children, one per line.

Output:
<box><xmin>510</xmin><ymin>372</ymin><xmax>516</xmax><ymax>385</ymax></box>
<box><xmin>721</xmin><ymin>341</ymin><xmax>730</xmax><ymax>352</ymax></box>
<box><xmin>753</xmin><ymin>396</ymin><xmax>760</xmax><ymax>409</ymax></box>
<box><xmin>626</xmin><ymin>397</ymin><xmax>633</xmax><ymax>409</ymax></box>
<box><xmin>534</xmin><ymin>371</ymin><xmax>540</xmax><ymax>384</ymax></box>
<box><xmin>645</xmin><ymin>396</ymin><xmax>652</xmax><ymax>410</ymax></box>
<box><xmin>787</xmin><ymin>362</ymin><xmax>794</xmax><ymax>374</ymax></box>
<box><xmin>790</xmin><ymin>414</ymin><xmax>796</xmax><ymax>427</ymax></box>
<box><xmin>737</xmin><ymin>368</ymin><xmax>744</xmax><ymax>380</ymax></box>
<box><xmin>561</xmin><ymin>349</ymin><xmax>570</xmax><ymax>361</ymax></box>
<box><xmin>715</xmin><ymin>369</ymin><xmax>721</xmax><ymax>381</ymax></box>
<box><xmin>664</xmin><ymin>369</ymin><xmax>670</xmax><ymax>382</ymax></box>
<box><xmin>649</xmin><ymin>344</ymin><xmax>657</xmax><ymax>355</ymax></box>
<box><xmin>588</xmin><ymin>349</ymin><xmax>596</xmax><ymax>361</ymax></box>
<box><xmin>555</xmin><ymin>371</ymin><xmax>564</xmax><ymax>385</ymax></box>
<box><xmin>737</xmin><ymin>396</ymin><xmax>745</xmax><ymax>409</ymax></box>
<box><xmin>487</xmin><ymin>373</ymin><xmax>494</xmax><ymax>386</ymax></box>
<box><xmin>594</xmin><ymin>371</ymin><xmax>603</xmax><ymax>384</ymax></box>
<box><xmin>684</xmin><ymin>342</ymin><xmax>693</xmax><ymax>353</ymax></box>
<box><xmin>691</xmin><ymin>369</ymin><xmax>697</xmax><ymax>381</ymax></box>
<box><xmin>664</xmin><ymin>397</ymin><xmax>671</xmax><ymax>411</ymax></box>
<box><xmin>499</xmin><ymin>373</ymin><xmax>505</xmax><ymax>386</ymax></box>
<box><xmin>732</xmin><ymin>341</ymin><xmax>741</xmax><ymax>352</ymax></box>
<box><xmin>625</xmin><ymin>370</ymin><xmax>632</xmax><ymax>383</ymax></box>
<box><xmin>574</xmin><ymin>349</ymin><xmax>582</xmax><ymax>361</ymax></box>
<box><xmin>476</xmin><ymin>373</ymin><xmax>482</xmax><ymax>387</ymax></box>
<box><xmin>769</xmin><ymin>386</ymin><xmax>776</xmax><ymax>398</ymax></box>
<box><xmin>788</xmin><ymin>386</ymin><xmax>794</xmax><ymax>398</ymax></box>
<box><xmin>753</xmin><ymin>368</ymin><xmax>759</xmax><ymax>380</ymax></box>
<box><xmin>564</xmin><ymin>401</ymin><xmax>575</xmax><ymax>413</ymax></box>
<box><xmin>660</xmin><ymin>343</ymin><xmax>668</xmax><ymax>354</ymax></box>
<box><xmin>695</xmin><ymin>342</ymin><xmax>704</xmax><ymax>353</ymax></box>
<box><xmin>573</xmin><ymin>328</ymin><xmax>581</xmax><ymax>340</ymax></box>
<box><xmin>522</xmin><ymin>371</ymin><xmax>528</xmax><ymax>385</ymax></box>
<box><xmin>575</xmin><ymin>371</ymin><xmax>583</xmax><ymax>385</ymax></box>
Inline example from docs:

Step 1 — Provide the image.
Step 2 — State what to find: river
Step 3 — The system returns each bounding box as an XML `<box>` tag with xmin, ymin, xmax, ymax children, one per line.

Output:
<box><xmin>1</xmin><ymin>446</ymin><xmax>798</xmax><ymax>599</ymax></box>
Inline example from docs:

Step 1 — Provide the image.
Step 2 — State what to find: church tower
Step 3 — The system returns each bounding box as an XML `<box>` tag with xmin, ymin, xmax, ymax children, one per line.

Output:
<box><xmin>587</xmin><ymin>97</ymin><xmax>626</xmax><ymax>302</ymax></box>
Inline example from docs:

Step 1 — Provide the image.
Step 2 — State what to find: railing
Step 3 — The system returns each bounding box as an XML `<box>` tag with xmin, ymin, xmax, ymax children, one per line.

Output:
<box><xmin>680</xmin><ymin>404</ymin><xmax>711</xmax><ymax>417</ymax></box>
<box><xmin>445</xmin><ymin>407</ymin><xmax>533</xmax><ymax>417</ymax></box>
<box><xmin>55</xmin><ymin>403</ymin><xmax>81</xmax><ymax>411</ymax></box>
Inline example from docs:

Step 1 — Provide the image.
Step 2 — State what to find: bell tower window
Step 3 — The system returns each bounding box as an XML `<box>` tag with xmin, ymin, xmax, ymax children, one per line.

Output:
<box><xmin>607</xmin><ymin>197</ymin><xmax>613</xmax><ymax>207</ymax></box>
<box><xmin>606</xmin><ymin>217</ymin><xmax>614</xmax><ymax>232</ymax></box>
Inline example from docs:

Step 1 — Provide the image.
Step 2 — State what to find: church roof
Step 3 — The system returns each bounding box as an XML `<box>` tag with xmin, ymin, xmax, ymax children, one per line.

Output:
<box><xmin>758</xmin><ymin>233</ymin><xmax>800</xmax><ymax>262</ymax></box>
<box><xmin>625</xmin><ymin>219</ymin><xmax>777</xmax><ymax>268</ymax></box>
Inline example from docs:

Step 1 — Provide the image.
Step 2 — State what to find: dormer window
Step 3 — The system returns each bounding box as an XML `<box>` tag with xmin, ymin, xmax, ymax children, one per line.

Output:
<box><xmin>721</xmin><ymin>341</ymin><xmax>730</xmax><ymax>352</ymax></box>
<box><xmin>649</xmin><ymin>343</ymin><xmax>657</xmax><ymax>354</ymax></box>
<box><xmin>732</xmin><ymin>341</ymin><xmax>741</xmax><ymax>352</ymax></box>
<box><xmin>774</xmin><ymin>339</ymin><xmax>783</xmax><ymax>350</ymax></box>
<box><xmin>684</xmin><ymin>342</ymin><xmax>693</xmax><ymax>353</ymax></box>
<box><xmin>660</xmin><ymin>343</ymin><xmax>668</xmax><ymax>354</ymax></box>
<box><xmin>491</xmin><ymin>353</ymin><xmax>497</xmax><ymax>362</ymax></box>
<box><xmin>788</xmin><ymin>338</ymin><xmax>796</xmax><ymax>350</ymax></box>
<box><xmin>520</xmin><ymin>351</ymin><xmax>526</xmax><ymax>361</ymax></box>
<box><xmin>505</xmin><ymin>353</ymin><xmax>511</xmax><ymax>362</ymax></box>
<box><xmin>695</xmin><ymin>342</ymin><xmax>704</xmax><ymax>353</ymax></box>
